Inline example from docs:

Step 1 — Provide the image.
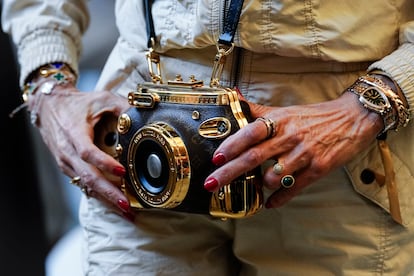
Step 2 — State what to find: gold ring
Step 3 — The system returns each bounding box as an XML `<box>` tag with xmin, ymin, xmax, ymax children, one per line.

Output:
<box><xmin>281</xmin><ymin>175</ymin><xmax>295</xmax><ymax>188</ymax></box>
<box><xmin>70</xmin><ymin>176</ymin><xmax>81</xmax><ymax>186</ymax></box>
<box><xmin>272</xmin><ymin>162</ymin><xmax>284</xmax><ymax>175</ymax></box>
<box><xmin>70</xmin><ymin>176</ymin><xmax>90</xmax><ymax>198</ymax></box>
<box><xmin>80</xmin><ymin>186</ymin><xmax>90</xmax><ymax>198</ymax></box>
<box><xmin>256</xmin><ymin>117</ymin><xmax>277</xmax><ymax>139</ymax></box>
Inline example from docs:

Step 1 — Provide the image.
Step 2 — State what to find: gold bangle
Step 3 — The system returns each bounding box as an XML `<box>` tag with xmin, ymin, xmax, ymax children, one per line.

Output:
<box><xmin>366</xmin><ymin>74</ymin><xmax>410</xmax><ymax>131</ymax></box>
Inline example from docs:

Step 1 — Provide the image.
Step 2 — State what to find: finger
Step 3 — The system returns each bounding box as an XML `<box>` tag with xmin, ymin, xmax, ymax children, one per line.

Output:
<box><xmin>68</xmin><ymin>173</ymin><xmax>135</xmax><ymax>223</ymax></box>
<box><xmin>74</xmin><ymin>137</ymin><xmax>126</xmax><ymax>177</ymax></box>
<box><xmin>90</xmin><ymin>91</ymin><xmax>130</xmax><ymax>117</ymax></box>
<box><xmin>264</xmin><ymin>176</ymin><xmax>304</xmax><ymax>208</ymax></box>
<box><xmin>263</xmin><ymin>154</ymin><xmax>313</xmax><ymax>208</ymax></box>
<box><xmin>58</xmin><ymin>142</ymin><xmax>131</xmax><ymax>215</ymax></box>
<box><xmin>76</xmin><ymin>94</ymin><xmax>129</xmax><ymax>177</ymax></box>
<box><xmin>212</xmin><ymin>117</ymin><xmax>276</xmax><ymax>166</ymax></box>
<box><xmin>72</xmin><ymin>161</ymin><xmax>132</xmax><ymax>213</ymax></box>
<box><xmin>263</xmin><ymin>145</ymin><xmax>311</xmax><ymax>190</ymax></box>
<box><xmin>205</xmin><ymin>139</ymin><xmax>281</xmax><ymax>191</ymax></box>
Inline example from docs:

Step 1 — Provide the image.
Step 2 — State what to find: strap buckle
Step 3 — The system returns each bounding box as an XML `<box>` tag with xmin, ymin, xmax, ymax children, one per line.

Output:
<box><xmin>146</xmin><ymin>43</ymin><xmax>163</xmax><ymax>84</ymax></box>
<box><xmin>209</xmin><ymin>43</ymin><xmax>234</xmax><ymax>88</ymax></box>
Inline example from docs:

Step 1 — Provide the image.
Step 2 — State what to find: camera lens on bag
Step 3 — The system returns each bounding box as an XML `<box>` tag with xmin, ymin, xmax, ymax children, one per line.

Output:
<box><xmin>134</xmin><ymin>139</ymin><xmax>169</xmax><ymax>194</ymax></box>
<box><xmin>127</xmin><ymin>122</ymin><xmax>191</xmax><ymax>208</ymax></box>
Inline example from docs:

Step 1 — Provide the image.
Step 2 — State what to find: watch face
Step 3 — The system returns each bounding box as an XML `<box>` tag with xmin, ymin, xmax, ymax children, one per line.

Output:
<box><xmin>359</xmin><ymin>86</ymin><xmax>390</xmax><ymax>113</ymax></box>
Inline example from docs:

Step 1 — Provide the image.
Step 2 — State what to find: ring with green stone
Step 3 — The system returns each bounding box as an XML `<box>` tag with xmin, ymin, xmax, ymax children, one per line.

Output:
<box><xmin>281</xmin><ymin>175</ymin><xmax>295</xmax><ymax>188</ymax></box>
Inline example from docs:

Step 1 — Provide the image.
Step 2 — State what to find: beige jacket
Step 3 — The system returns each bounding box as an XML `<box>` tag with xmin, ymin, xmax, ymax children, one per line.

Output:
<box><xmin>2</xmin><ymin>0</ymin><xmax>414</xmax><ymax>224</ymax></box>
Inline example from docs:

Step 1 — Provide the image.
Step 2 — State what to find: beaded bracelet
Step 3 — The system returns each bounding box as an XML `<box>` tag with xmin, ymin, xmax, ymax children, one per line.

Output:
<box><xmin>22</xmin><ymin>62</ymin><xmax>76</xmax><ymax>102</ymax></box>
<box><xmin>22</xmin><ymin>62</ymin><xmax>77</xmax><ymax>125</ymax></box>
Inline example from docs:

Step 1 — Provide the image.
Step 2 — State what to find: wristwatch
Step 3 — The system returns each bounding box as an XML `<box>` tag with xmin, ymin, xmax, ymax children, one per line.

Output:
<box><xmin>348</xmin><ymin>75</ymin><xmax>397</xmax><ymax>133</ymax></box>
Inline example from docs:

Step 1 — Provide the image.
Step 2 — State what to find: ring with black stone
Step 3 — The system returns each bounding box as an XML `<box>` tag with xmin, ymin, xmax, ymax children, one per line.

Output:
<box><xmin>281</xmin><ymin>175</ymin><xmax>295</xmax><ymax>188</ymax></box>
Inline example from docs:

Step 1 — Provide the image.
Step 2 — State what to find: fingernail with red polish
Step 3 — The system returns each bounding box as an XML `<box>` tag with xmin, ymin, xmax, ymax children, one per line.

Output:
<box><xmin>204</xmin><ymin>177</ymin><xmax>219</xmax><ymax>192</ymax></box>
<box><xmin>117</xmin><ymin>199</ymin><xmax>130</xmax><ymax>213</ymax></box>
<box><xmin>212</xmin><ymin>153</ymin><xmax>226</xmax><ymax>166</ymax></box>
<box><xmin>113</xmin><ymin>166</ymin><xmax>126</xmax><ymax>177</ymax></box>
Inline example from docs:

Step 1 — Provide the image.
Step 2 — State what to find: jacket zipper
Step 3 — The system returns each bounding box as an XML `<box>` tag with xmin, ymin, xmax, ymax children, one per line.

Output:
<box><xmin>231</xmin><ymin>47</ymin><xmax>242</xmax><ymax>88</ymax></box>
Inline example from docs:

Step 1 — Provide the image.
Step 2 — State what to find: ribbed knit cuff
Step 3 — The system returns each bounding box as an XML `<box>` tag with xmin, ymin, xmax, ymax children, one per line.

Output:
<box><xmin>17</xmin><ymin>28</ymin><xmax>80</xmax><ymax>88</ymax></box>
<box><xmin>369</xmin><ymin>43</ymin><xmax>414</xmax><ymax>114</ymax></box>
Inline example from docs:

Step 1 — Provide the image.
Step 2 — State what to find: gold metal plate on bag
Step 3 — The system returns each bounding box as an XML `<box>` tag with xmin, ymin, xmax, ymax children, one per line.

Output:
<box><xmin>198</xmin><ymin>117</ymin><xmax>232</xmax><ymax>139</ymax></box>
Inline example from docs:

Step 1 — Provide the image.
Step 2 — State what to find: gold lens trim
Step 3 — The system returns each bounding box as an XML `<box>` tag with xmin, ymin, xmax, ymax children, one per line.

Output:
<box><xmin>127</xmin><ymin>122</ymin><xmax>190</xmax><ymax>208</ymax></box>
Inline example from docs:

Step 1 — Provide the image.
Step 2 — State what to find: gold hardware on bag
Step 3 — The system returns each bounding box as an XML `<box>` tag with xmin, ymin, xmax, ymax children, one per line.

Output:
<box><xmin>210</xmin><ymin>43</ymin><xmax>235</xmax><ymax>88</ymax></box>
<box><xmin>117</xmin><ymin>114</ymin><xmax>132</xmax><ymax>134</ymax></box>
<box><xmin>146</xmin><ymin>46</ymin><xmax>163</xmax><ymax>84</ymax></box>
<box><xmin>167</xmin><ymin>75</ymin><xmax>204</xmax><ymax>88</ymax></box>
<box><xmin>128</xmin><ymin>92</ymin><xmax>160</xmax><ymax>108</ymax></box>
<box><xmin>198</xmin><ymin>117</ymin><xmax>232</xmax><ymax>139</ymax></box>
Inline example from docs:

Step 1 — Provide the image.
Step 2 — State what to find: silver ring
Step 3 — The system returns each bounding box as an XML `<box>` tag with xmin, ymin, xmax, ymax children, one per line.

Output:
<box><xmin>281</xmin><ymin>175</ymin><xmax>295</xmax><ymax>188</ymax></box>
<box><xmin>256</xmin><ymin>117</ymin><xmax>277</xmax><ymax>139</ymax></box>
<box><xmin>272</xmin><ymin>162</ymin><xmax>284</xmax><ymax>175</ymax></box>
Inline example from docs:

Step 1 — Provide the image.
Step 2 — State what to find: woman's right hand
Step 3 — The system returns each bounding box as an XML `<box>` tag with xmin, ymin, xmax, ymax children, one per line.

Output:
<box><xmin>28</xmin><ymin>83</ymin><xmax>134</xmax><ymax>219</ymax></box>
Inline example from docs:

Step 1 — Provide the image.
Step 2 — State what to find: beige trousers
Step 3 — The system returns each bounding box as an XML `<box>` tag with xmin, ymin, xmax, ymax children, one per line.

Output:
<box><xmin>80</xmin><ymin>168</ymin><xmax>414</xmax><ymax>275</ymax></box>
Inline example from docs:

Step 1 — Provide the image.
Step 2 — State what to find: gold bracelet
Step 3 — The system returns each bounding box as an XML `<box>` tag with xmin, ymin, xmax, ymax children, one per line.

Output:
<box><xmin>368</xmin><ymin>70</ymin><xmax>410</xmax><ymax>130</ymax></box>
<box><xmin>366</xmin><ymin>74</ymin><xmax>410</xmax><ymax>131</ymax></box>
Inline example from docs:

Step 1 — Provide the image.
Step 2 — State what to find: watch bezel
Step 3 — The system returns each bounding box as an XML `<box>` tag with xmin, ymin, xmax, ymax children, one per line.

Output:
<box><xmin>359</xmin><ymin>86</ymin><xmax>392</xmax><ymax>115</ymax></box>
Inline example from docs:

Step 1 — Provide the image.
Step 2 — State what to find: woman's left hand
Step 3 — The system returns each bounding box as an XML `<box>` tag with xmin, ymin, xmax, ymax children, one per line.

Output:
<box><xmin>204</xmin><ymin>92</ymin><xmax>383</xmax><ymax>208</ymax></box>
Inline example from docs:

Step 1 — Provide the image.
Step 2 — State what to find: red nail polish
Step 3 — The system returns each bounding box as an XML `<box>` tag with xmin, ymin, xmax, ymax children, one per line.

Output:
<box><xmin>212</xmin><ymin>153</ymin><xmax>226</xmax><ymax>166</ymax></box>
<box><xmin>117</xmin><ymin>199</ymin><xmax>130</xmax><ymax>213</ymax></box>
<box><xmin>204</xmin><ymin>177</ymin><xmax>219</xmax><ymax>192</ymax></box>
<box><xmin>113</xmin><ymin>166</ymin><xmax>126</xmax><ymax>177</ymax></box>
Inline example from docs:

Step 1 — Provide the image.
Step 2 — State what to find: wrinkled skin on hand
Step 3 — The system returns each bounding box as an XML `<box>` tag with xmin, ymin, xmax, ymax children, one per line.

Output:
<box><xmin>205</xmin><ymin>92</ymin><xmax>383</xmax><ymax>208</ymax></box>
<box><xmin>28</xmin><ymin>83</ymin><xmax>132</xmax><ymax>216</ymax></box>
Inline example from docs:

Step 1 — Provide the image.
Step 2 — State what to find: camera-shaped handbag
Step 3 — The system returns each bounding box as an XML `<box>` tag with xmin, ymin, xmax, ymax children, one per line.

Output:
<box><xmin>96</xmin><ymin>0</ymin><xmax>263</xmax><ymax>218</ymax></box>
<box><xmin>112</xmin><ymin>79</ymin><xmax>263</xmax><ymax>219</ymax></box>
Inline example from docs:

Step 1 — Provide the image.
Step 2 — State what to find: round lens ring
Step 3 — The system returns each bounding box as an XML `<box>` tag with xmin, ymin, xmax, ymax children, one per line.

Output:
<box><xmin>127</xmin><ymin>122</ymin><xmax>191</xmax><ymax>208</ymax></box>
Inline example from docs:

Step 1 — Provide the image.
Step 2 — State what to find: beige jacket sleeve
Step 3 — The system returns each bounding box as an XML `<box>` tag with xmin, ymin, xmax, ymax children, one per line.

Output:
<box><xmin>369</xmin><ymin>21</ymin><xmax>414</xmax><ymax>113</ymax></box>
<box><xmin>1</xmin><ymin>0</ymin><xmax>90</xmax><ymax>86</ymax></box>
<box><xmin>348</xmin><ymin>20</ymin><xmax>414</xmax><ymax>226</ymax></box>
